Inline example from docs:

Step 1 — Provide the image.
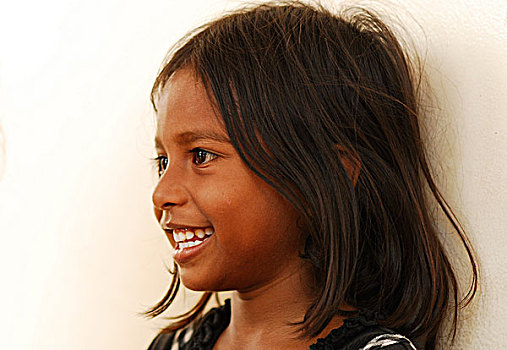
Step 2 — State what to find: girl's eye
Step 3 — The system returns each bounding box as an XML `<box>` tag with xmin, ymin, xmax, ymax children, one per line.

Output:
<box><xmin>153</xmin><ymin>156</ymin><xmax>168</xmax><ymax>177</ymax></box>
<box><xmin>191</xmin><ymin>148</ymin><xmax>218</xmax><ymax>166</ymax></box>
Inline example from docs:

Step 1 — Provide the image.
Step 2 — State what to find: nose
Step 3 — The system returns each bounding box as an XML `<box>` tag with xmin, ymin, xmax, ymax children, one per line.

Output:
<box><xmin>152</xmin><ymin>164</ymin><xmax>188</xmax><ymax>213</ymax></box>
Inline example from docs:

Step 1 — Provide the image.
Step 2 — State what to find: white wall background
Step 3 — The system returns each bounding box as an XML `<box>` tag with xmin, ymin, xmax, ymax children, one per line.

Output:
<box><xmin>0</xmin><ymin>0</ymin><xmax>505</xmax><ymax>349</ymax></box>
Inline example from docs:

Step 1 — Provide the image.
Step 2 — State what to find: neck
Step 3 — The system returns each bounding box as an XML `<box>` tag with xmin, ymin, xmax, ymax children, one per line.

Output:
<box><xmin>214</xmin><ymin>264</ymin><xmax>346</xmax><ymax>349</ymax></box>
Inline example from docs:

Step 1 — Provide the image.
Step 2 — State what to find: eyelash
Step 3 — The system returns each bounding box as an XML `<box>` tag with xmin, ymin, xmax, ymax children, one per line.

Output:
<box><xmin>152</xmin><ymin>148</ymin><xmax>218</xmax><ymax>177</ymax></box>
<box><xmin>152</xmin><ymin>156</ymin><xmax>168</xmax><ymax>178</ymax></box>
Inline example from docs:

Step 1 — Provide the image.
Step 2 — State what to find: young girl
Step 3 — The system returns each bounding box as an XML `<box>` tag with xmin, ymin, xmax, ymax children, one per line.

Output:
<box><xmin>146</xmin><ymin>2</ymin><xmax>478</xmax><ymax>349</ymax></box>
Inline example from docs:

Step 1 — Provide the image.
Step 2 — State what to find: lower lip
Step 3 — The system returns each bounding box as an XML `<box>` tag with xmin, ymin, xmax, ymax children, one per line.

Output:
<box><xmin>172</xmin><ymin>235</ymin><xmax>213</xmax><ymax>264</ymax></box>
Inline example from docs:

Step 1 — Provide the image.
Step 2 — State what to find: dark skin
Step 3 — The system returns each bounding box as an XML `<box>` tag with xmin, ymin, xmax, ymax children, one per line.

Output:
<box><xmin>152</xmin><ymin>69</ymin><xmax>359</xmax><ymax>349</ymax></box>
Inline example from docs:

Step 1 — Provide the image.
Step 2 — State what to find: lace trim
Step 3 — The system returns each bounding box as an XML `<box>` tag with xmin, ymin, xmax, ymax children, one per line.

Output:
<box><xmin>309</xmin><ymin>309</ymin><xmax>382</xmax><ymax>349</ymax></box>
<box><xmin>183</xmin><ymin>299</ymin><xmax>231</xmax><ymax>350</ymax></box>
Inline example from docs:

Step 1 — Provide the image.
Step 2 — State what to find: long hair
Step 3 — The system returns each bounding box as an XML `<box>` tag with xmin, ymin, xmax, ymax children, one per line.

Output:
<box><xmin>146</xmin><ymin>2</ymin><xmax>478</xmax><ymax>348</ymax></box>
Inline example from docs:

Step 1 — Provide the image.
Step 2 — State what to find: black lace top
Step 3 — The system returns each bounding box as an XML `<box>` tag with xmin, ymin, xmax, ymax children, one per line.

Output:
<box><xmin>147</xmin><ymin>299</ymin><xmax>418</xmax><ymax>349</ymax></box>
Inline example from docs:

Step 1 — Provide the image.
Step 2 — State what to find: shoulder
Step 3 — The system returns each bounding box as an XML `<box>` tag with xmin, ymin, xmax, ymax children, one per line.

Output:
<box><xmin>360</xmin><ymin>333</ymin><xmax>418</xmax><ymax>350</ymax></box>
<box><xmin>333</xmin><ymin>327</ymin><xmax>419</xmax><ymax>350</ymax></box>
<box><xmin>320</xmin><ymin>326</ymin><xmax>419</xmax><ymax>350</ymax></box>
<box><xmin>310</xmin><ymin>310</ymin><xmax>419</xmax><ymax>350</ymax></box>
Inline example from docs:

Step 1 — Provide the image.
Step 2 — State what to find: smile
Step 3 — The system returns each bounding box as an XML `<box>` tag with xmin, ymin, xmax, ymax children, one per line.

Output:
<box><xmin>172</xmin><ymin>227</ymin><xmax>214</xmax><ymax>250</ymax></box>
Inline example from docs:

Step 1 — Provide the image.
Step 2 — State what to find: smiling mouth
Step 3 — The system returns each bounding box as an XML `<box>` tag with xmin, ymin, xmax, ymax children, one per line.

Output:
<box><xmin>171</xmin><ymin>227</ymin><xmax>215</xmax><ymax>250</ymax></box>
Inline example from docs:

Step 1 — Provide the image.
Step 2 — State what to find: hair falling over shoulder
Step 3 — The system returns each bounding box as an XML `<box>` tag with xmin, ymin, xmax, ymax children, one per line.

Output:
<box><xmin>145</xmin><ymin>2</ymin><xmax>478</xmax><ymax>348</ymax></box>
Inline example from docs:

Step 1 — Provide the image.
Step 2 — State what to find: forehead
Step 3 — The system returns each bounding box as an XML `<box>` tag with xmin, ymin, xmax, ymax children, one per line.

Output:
<box><xmin>155</xmin><ymin>69</ymin><xmax>228</xmax><ymax>143</ymax></box>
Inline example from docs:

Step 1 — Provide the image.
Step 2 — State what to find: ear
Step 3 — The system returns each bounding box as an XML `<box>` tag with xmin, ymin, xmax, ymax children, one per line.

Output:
<box><xmin>336</xmin><ymin>146</ymin><xmax>361</xmax><ymax>187</ymax></box>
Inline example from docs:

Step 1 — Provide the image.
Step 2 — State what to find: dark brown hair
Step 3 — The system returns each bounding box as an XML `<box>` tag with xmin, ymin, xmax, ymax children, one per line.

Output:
<box><xmin>146</xmin><ymin>2</ymin><xmax>478</xmax><ymax>348</ymax></box>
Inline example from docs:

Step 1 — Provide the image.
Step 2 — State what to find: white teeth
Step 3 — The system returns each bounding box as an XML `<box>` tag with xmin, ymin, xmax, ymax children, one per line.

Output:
<box><xmin>172</xmin><ymin>230</ymin><xmax>181</xmax><ymax>242</ymax></box>
<box><xmin>173</xmin><ymin>231</ymin><xmax>183</xmax><ymax>242</ymax></box>
<box><xmin>177</xmin><ymin>240</ymin><xmax>205</xmax><ymax>250</ymax></box>
<box><xmin>172</xmin><ymin>227</ymin><xmax>214</xmax><ymax>251</ymax></box>
<box><xmin>195</xmin><ymin>229</ymin><xmax>205</xmax><ymax>239</ymax></box>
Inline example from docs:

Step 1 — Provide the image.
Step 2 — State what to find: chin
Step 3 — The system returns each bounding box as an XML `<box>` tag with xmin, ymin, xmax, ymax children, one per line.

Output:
<box><xmin>179</xmin><ymin>270</ymin><xmax>227</xmax><ymax>292</ymax></box>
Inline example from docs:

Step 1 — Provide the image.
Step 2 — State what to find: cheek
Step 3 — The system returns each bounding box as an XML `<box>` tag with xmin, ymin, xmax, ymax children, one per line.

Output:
<box><xmin>220</xmin><ymin>182</ymin><xmax>302</xmax><ymax>249</ymax></box>
<box><xmin>193</xmin><ymin>178</ymin><xmax>236</xmax><ymax>215</ymax></box>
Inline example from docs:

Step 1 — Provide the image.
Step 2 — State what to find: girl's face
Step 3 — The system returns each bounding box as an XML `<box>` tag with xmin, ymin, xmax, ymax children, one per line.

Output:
<box><xmin>152</xmin><ymin>69</ymin><xmax>306</xmax><ymax>292</ymax></box>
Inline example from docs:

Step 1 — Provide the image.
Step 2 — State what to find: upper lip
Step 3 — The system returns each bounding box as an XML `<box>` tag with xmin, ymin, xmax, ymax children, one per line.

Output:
<box><xmin>161</xmin><ymin>222</ymin><xmax>211</xmax><ymax>231</ymax></box>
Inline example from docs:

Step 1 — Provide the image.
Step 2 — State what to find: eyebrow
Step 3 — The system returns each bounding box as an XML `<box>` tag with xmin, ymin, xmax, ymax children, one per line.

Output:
<box><xmin>154</xmin><ymin>130</ymin><xmax>231</xmax><ymax>149</ymax></box>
